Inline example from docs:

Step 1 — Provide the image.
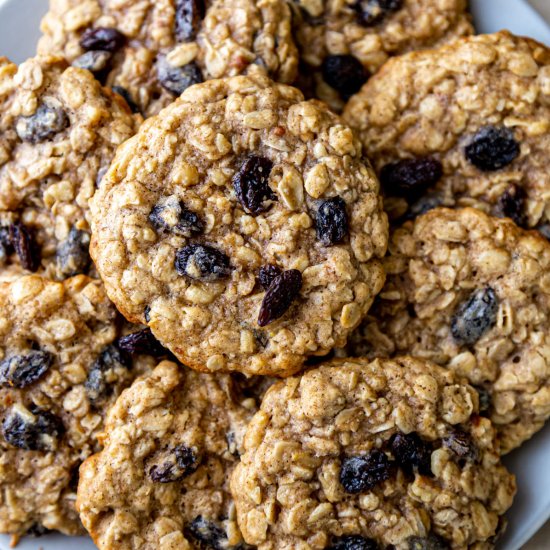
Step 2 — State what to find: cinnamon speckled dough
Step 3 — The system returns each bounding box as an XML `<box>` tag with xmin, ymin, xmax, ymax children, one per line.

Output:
<box><xmin>0</xmin><ymin>55</ymin><xmax>138</xmax><ymax>280</ymax></box>
<box><xmin>343</xmin><ymin>32</ymin><xmax>550</xmax><ymax>227</ymax></box>
<box><xmin>90</xmin><ymin>74</ymin><xmax>388</xmax><ymax>377</ymax></box>
<box><xmin>346</xmin><ymin>207</ymin><xmax>550</xmax><ymax>454</ymax></box>
<box><xmin>231</xmin><ymin>356</ymin><xmax>516</xmax><ymax>549</ymax></box>
<box><xmin>0</xmin><ymin>273</ymin><xmax>156</xmax><ymax>537</ymax></box>
<box><xmin>38</xmin><ymin>0</ymin><xmax>299</xmax><ymax>117</ymax></box>
<box><xmin>293</xmin><ymin>0</ymin><xmax>473</xmax><ymax>111</ymax></box>
<box><xmin>77</xmin><ymin>360</ymin><xmax>256</xmax><ymax>550</ymax></box>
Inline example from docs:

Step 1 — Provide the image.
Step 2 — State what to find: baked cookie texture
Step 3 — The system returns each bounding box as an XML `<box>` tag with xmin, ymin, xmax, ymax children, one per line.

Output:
<box><xmin>77</xmin><ymin>360</ymin><xmax>256</xmax><ymax>550</ymax></box>
<box><xmin>90</xmin><ymin>74</ymin><xmax>388</xmax><ymax>377</ymax></box>
<box><xmin>0</xmin><ymin>273</ymin><xmax>156</xmax><ymax>536</ymax></box>
<box><xmin>293</xmin><ymin>0</ymin><xmax>473</xmax><ymax>111</ymax></box>
<box><xmin>346</xmin><ymin>207</ymin><xmax>550</xmax><ymax>454</ymax></box>
<box><xmin>0</xmin><ymin>55</ymin><xmax>138</xmax><ymax>280</ymax></box>
<box><xmin>343</xmin><ymin>31</ymin><xmax>550</xmax><ymax>228</ymax></box>
<box><xmin>38</xmin><ymin>0</ymin><xmax>299</xmax><ymax>117</ymax></box>
<box><xmin>231</xmin><ymin>356</ymin><xmax>516</xmax><ymax>549</ymax></box>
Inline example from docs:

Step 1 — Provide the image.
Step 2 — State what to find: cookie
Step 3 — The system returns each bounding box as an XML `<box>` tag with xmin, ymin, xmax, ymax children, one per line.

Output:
<box><xmin>347</xmin><ymin>207</ymin><xmax>550</xmax><ymax>453</ymax></box>
<box><xmin>231</xmin><ymin>356</ymin><xmax>516</xmax><ymax>549</ymax></box>
<box><xmin>76</xmin><ymin>360</ymin><xmax>255</xmax><ymax>550</ymax></box>
<box><xmin>90</xmin><ymin>74</ymin><xmax>388</xmax><ymax>377</ymax></box>
<box><xmin>293</xmin><ymin>0</ymin><xmax>473</xmax><ymax>111</ymax></box>
<box><xmin>0</xmin><ymin>273</ymin><xmax>160</xmax><ymax>536</ymax></box>
<box><xmin>0</xmin><ymin>55</ymin><xmax>138</xmax><ymax>280</ymax></box>
<box><xmin>38</xmin><ymin>0</ymin><xmax>299</xmax><ymax>117</ymax></box>
<box><xmin>343</xmin><ymin>31</ymin><xmax>550</xmax><ymax>228</ymax></box>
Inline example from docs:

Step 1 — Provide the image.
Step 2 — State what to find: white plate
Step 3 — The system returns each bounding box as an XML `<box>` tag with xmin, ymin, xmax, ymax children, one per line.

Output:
<box><xmin>0</xmin><ymin>1</ymin><xmax>549</xmax><ymax>549</ymax></box>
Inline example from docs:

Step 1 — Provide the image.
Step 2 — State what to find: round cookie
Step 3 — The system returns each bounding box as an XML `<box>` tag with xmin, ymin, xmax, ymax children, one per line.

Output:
<box><xmin>0</xmin><ymin>55</ymin><xmax>138</xmax><ymax>280</ymax></box>
<box><xmin>0</xmin><ymin>273</ymin><xmax>157</xmax><ymax>537</ymax></box>
<box><xmin>77</xmin><ymin>360</ymin><xmax>256</xmax><ymax>550</ymax></box>
<box><xmin>343</xmin><ymin>31</ymin><xmax>550</xmax><ymax>228</ymax></box>
<box><xmin>231</xmin><ymin>356</ymin><xmax>516</xmax><ymax>549</ymax></box>
<box><xmin>90</xmin><ymin>74</ymin><xmax>388</xmax><ymax>377</ymax></box>
<box><xmin>347</xmin><ymin>207</ymin><xmax>550</xmax><ymax>453</ymax></box>
<box><xmin>38</xmin><ymin>0</ymin><xmax>299</xmax><ymax>117</ymax></box>
<box><xmin>293</xmin><ymin>0</ymin><xmax>473</xmax><ymax>111</ymax></box>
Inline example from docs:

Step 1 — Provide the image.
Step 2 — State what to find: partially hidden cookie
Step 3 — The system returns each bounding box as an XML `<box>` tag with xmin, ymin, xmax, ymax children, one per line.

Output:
<box><xmin>293</xmin><ymin>0</ymin><xmax>473</xmax><ymax>111</ymax></box>
<box><xmin>38</xmin><ymin>0</ymin><xmax>299</xmax><ymax>117</ymax></box>
<box><xmin>77</xmin><ymin>360</ymin><xmax>256</xmax><ymax>550</ymax></box>
<box><xmin>343</xmin><ymin>31</ymin><xmax>550</xmax><ymax>228</ymax></box>
<box><xmin>0</xmin><ymin>55</ymin><xmax>138</xmax><ymax>280</ymax></box>
<box><xmin>231</xmin><ymin>356</ymin><xmax>516</xmax><ymax>549</ymax></box>
<box><xmin>90</xmin><ymin>74</ymin><xmax>388</xmax><ymax>377</ymax></box>
<box><xmin>347</xmin><ymin>207</ymin><xmax>550</xmax><ymax>453</ymax></box>
<box><xmin>0</xmin><ymin>273</ymin><xmax>158</xmax><ymax>536</ymax></box>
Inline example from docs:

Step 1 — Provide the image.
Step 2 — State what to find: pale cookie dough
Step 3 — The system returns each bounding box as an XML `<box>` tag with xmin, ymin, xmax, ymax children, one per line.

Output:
<box><xmin>343</xmin><ymin>32</ymin><xmax>550</xmax><ymax>227</ymax></box>
<box><xmin>90</xmin><ymin>74</ymin><xmax>388</xmax><ymax>377</ymax></box>
<box><xmin>38</xmin><ymin>0</ymin><xmax>299</xmax><ymax>117</ymax></box>
<box><xmin>293</xmin><ymin>0</ymin><xmax>473</xmax><ymax>111</ymax></box>
<box><xmin>77</xmin><ymin>360</ymin><xmax>256</xmax><ymax>550</ymax></box>
<box><xmin>0</xmin><ymin>273</ymin><xmax>157</xmax><ymax>537</ymax></box>
<box><xmin>347</xmin><ymin>207</ymin><xmax>550</xmax><ymax>453</ymax></box>
<box><xmin>231</xmin><ymin>356</ymin><xmax>516</xmax><ymax>549</ymax></box>
<box><xmin>0</xmin><ymin>55</ymin><xmax>138</xmax><ymax>280</ymax></box>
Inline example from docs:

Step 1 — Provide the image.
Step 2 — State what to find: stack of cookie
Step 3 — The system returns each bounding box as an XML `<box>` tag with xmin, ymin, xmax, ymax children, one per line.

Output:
<box><xmin>1</xmin><ymin>1</ymin><xmax>549</xmax><ymax>549</ymax></box>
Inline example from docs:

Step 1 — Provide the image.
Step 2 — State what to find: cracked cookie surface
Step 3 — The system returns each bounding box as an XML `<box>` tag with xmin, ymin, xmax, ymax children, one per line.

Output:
<box><xmin>293</xmin><ymin>0</ymin><xmax>473</xmax><ymax>111</ymax></box>
<box><xmin>90</xmin><ymin>74</ymin><xmax>387</xmax><ymax>377</ymax></box>
<box><xmin>231</xmin><ymin>356</ymin><xmax>515</xmax><ymax>549</ymax></box>
<box><xmin>38</xmin><ymin>0</ymin><xmax>299</xmax><ymax>117</ymax></box>
<box><xmin>346</xmin><ymin>207</ymin><xmax>550</xmax><ymax>453</ymax></box>
<box><xmin>0</xmin><ymin>273</ymin><xmax>156</xmax><ymax>536</ymax></box>
<box><xmin>0</xmin><ymin>55</ymin><xmax>138</xmax><ymax>280</ymax></box>
<box><xmin>343</xmin><ymin>32</ymin><xmax>550</xmax><ymax>228</ymax></box>
<box><xmin>77</xmin><ymin>360</ymin><xmax>256</xmax><ymax>550</ymax></box>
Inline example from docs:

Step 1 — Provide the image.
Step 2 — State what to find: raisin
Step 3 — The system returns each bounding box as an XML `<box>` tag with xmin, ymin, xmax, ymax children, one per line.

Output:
<box><xmin>465</xmin><ymin>126</ymin><xmax>520</xmax><ymax>172</ymax></box>
<box><xmin>451</xmin><ymin>287</ymin><xmax>498</xmax><ymax>346</ymax></box>
<box><xmin>112</xmin><ymin>85</ymin><xmax>140</xmax><ymax>114</ymax></box>
<box><xmin>339</xmin><ymin>451</ymin><xmax>392</xmax><ymax>493</ymax></box>
<box><xmin>9</xmin><ymin>222</ymin><xmax>40</xmax><ymax>272</ymax></box>
<box><xmin>2</xmin><ymin>404</ymin><xmax>64</xmax><ymax>451</ymax></box>
<box><xmin>85</xmin><ymin>345</ymin><xmax>131</xmax><ymax>405</ymax></box>
<box><xmin>316</xmin><ymin>197</ymin><xmax>349</xmax><ymax>245</ymax></box>
<box><xmin>380</xmin><ymin>158</ymin><xmax>443</xmax><ymax>202</ymax></box>
<box><xmin>16</xmin><ymin>103</ymin><xmax>69</xmax><ymax>144</ymax></box>
<box><xmin>408</xmin><ymin>534</ymin><xmax>450</xmax><ymax>550</ymax></box>
<box><xmin>233</xmin><ymin>156</ymin><xmax>276</xmax><ymax>214</ymax></box>
<box><xmin>494</xmin><ymin>184</ymin><xmax>526</xmax><ymax>227</ymax></box>
<box><xmin>175</xmin><ymin>244</ymin><xmax>232</xmax><ymax>281</ymax></box>
<box><xmin>149</xmin><ymin>197</ymin><xmax>204</xmax><ymax>237</ymax></box>
<box><xmin>321</xmin><ymin>55</ymin><xmax>369</xmax><ymax>98</ymax></box>
<box><xmin>157</xmin><ymin>59</ymin><xmax>203</xmax><ymax>95</ymax></box>
<box><xmin>327</xmin><ymin>535</ymin><xmax>379</xmax><ymax>550</ymax></box>
<box><xmin>175</xmin><ymin>0</ymin><xmax>205</xmax><ymax>42</ymax></box>
<box><xmin>390</xmin><ymin>432</ymin><xmax>433</xmax><ymax>476</ymax></box>
<box><xmin>0</xmin><ymin>350</ymin><xmax>53</xmax><ymax>389</ymax></box>
<box><xmin>79</xmin><ymin>27</ymin><xmax>125</xmax><ymax>52</ymax></box>
<box><xmin>258</xmin><ymin>269</ymin><xmax>302</xmax><ymax>327</ymax></box>
<box><xmin>0</xmin><ymin>225</ymin><xmax>13</xmax><ymax>265</ymax></box>
<box><xmin>258</xmin><ymin>264</ymin><xmax>282</xmax><ymax>290</ymax></box>
<box><xmin>56</xmin><ymin>227</ymin><xmax>91</xmax><ymax>277</ymax></box>
<box><xmin>404</xmin><ymin>193</ymin><xmax>444</xmax><ymax>221</ymax></box>
<box><xmin>185</xmin><ymin>516</ymin><xmax>231</xmax><ymax>550</ymax></box>
<box><xmin>442</xmin><ymin>429</ymin><xmax>478</xmax><ymax>463</ymax></box>
<box><xmin>354</xmin><ymin>0</ymin><xmax>403</xmax><ymax>26</ymax></box>
<box><xmin>149</xmin><ymin>445</ymin><xmax>201</xmax><ymax>483</ymax></box>
<box><xmin>144</xmin><ymin>305</ymin><xmax>152</xmax><ymax>323</ymax></box>
<box><xmin>117</xmin><ymin>328</ymin><xmax>168</xmax><ymax>357</ymax></box>
<box><xmin>72</xmin><ymin>50</ymin><xmax>112</xmax><ymax>73</ymax></box>
<box><xmin>474</xmin><ymin>386</ymin><xmax>491</xmax><ymax>414</ymax></box>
